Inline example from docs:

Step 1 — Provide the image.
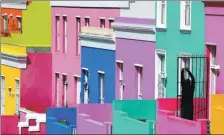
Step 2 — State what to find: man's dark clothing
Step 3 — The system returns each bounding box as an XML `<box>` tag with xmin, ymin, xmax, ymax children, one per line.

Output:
<box><xmin>180</xmin><ymin>68</ymin><xmax>195</xmax><ymax>120</ymax></box>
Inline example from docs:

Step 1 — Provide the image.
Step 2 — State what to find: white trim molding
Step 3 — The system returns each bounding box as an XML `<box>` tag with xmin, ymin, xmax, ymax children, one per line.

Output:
<box><xmin>156</xmin><ymin>1</ymin><xmax>167</xmax><ymax>30</ymax></box>
<box><xmin>112</xmin><ymin>22</ymin><xmax>155</xmax><ymax>42</ymax></box>
<box><xmin>1</xmin><ymin>3</ymin><xmax>27</xmax><ymax>10</ymax></box>
<box><xmin>1</xmin><ymin>53</ymin><xmax>27</xmax><ymax>69</ymax></box>
<box><xmin>82</xmin><ymin>68</ymin><xmax>88</xmax><ymax>71</ymax></box>
<box><xmin>74</xmin><ymin>75</ymin><xmax>81</xmax><ymax>78</ymax></box>
<box><xmin>98</xmin><ymin>71</ymin><xmax>105</xmax><ymax>74</ymax></box>
<box><xmin>180</xmin><ymin>1</ymin><xmax>192</xmax><ymax>32</ymax></box>
<box><xmin>50</xmin><ymin>1</ymin><xmax>130</xmax><ymax>8</ymax></box>
<box><xmin>116</xmin><ymin>60</ymin><xmax>123</xmax><ymax>63</ymax></box>
<box><xmin>134</xmin><ymin>64</ymin><xmax>143</xmax><ymax>67</ymax></box>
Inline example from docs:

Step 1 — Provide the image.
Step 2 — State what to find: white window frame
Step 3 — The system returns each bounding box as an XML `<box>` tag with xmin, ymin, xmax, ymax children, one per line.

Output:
<box><xmin>76</xmin><ymin>17</ymin><xmax>81</xmax><ymax>56</ymax></box>
<box><xmin>116</xmin><ymin>61</ymin><xmax>124</xmax><ymax>100</ymax></box>
<box><xmin>135</xmin><ymin>65</ymin><xmax>143</xmax><ymax>100</ymax></box>
<box><xmin>156</xmin><ymin>1</ymin><xmax>167</xmax><ymax>29</ymax></box>
<box><xmin>1</xmin><ymin>76</ymin><xmax>5</xmax><ymax>115</ymax></box>
<box><xmin>17</xmin><ymin>16</ymin><xmax>22</xmax><ymax>31</ymax></box>
<box><xmin>178</xmin><ymin>52</ymin><xmax>192</xmax><ymax>95</ymax></box>
<box><xmin>74</xmin><ymin>75</ymin><xmax>81</xmax><ymax>104</ymax></box>
<box><xmin>55</xmin><ymin>73</ymin><xmax>60</xmax><ymax>107</ymax></box>
<box><xmin>3</xmin><ymin>16</ymin><xmax>7</xmax><ymax>32</ymax></box>
<box><xmin>98</xmin><ymin>71</ymin><xmax>105</xmax><ymax>104</ymax></box>
<box><xmin>82</xmin><ymin>68</ymin><xmax>89</xmax><ymax>104</ymax></box>
<box><xmin>180</xmin><ymin>1</ymin><xmax>191</xmax><ymax>31</ymax></box>
<box><xmin>84</xmin><ymin>16</ymin><xmax>90</xmax><ymax>27</ymax></box>
<box><xmin>208</xmin><ymin>45</ymin><xmax>217</xmax><ymax>95</ymax></box>
<box><xmin>15</xmin><ymin>79</ymin><xmax>20</xmax><ymax>115</ymax></box>
<box><xmin>63</xmin><ymin>16</ymin><xmax>68</xmax><ymax>53</ymax></box>
<box><xmin>56</xmin><ymin>16</ymin><xmax>60</xmax><ymax>52</ymax></box>
<box><xmin>155</xmin><ymin>49</ymin><xmax>167</xmax><ymax>99</ymax></box>
<box><xmin>62</xmin><ymin>74</ymin><xmax>67</xmax><ymax>107</ymax></box>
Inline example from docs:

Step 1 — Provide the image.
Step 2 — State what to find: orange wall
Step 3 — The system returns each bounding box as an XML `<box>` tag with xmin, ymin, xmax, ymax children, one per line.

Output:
<box><xmin>1</xmin><ymin>8</ymin><xmax>22</xmax><ymax>33</ymax></box>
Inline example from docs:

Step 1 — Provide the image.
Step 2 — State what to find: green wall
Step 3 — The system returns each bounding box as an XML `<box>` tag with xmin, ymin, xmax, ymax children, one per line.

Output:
<box><xmin>2</xmin><ymin>1</ymin><xmax>51</xmax><ymax>47</ymax></box>
<box><xmin>112</xmin><ymin>100</ymin><xmax>157</xmax><ymax>134</ymax></box>
<box><xmin>156</xmin><ymin>1</ymin><xmax>205</xmax><ymax>98</ymax></box>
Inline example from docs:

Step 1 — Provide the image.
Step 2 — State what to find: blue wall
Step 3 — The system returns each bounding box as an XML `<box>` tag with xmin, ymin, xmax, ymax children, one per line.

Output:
<box><xmin>46</xmin><ymin>107</ymin><xmax>77</xmax><ymax>134</ymax></box>
<box><xmin>81</xmin><ymin>46</ymin><xmax>115</xmax><ymax>103</ymax></box>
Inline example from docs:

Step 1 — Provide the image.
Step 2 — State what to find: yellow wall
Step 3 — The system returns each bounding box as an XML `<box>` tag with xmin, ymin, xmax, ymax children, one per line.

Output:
<box><xmin>1</xmin><ymin>43</ymin><xmax>26</xmax><ymax>55</ymax></box>
<box><xmin>1</xmin><ymin>65</ymin><xmax>20</xmax><ymax>115</ymax></box>
<box><xmin>211</xmin><ymin>94</ymin><xmax>224</xmax><ymax>134</ymax></box>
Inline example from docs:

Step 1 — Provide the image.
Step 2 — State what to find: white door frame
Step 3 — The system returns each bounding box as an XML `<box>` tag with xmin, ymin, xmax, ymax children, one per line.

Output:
<box><xmin>56</xmin><ymin>73</ymin><xmax>60</xmax><ymax>107</ymax></box>
<box><xmin>82</xmin><ymin>68</ymin><xmax>89</xmax><ymax>104</ymax></box>
<box><xmin>116</xmin><ymin>61</ymin><xmax>124</xmax><ymax>100</ymax></box>
<box><xmin>135</xmin><ymin>65</ymin><xmax>143</xmax><ymax>99</ymax></box>
<box><xmin>155</xmin><ymin>49</ymin><xmax>167</xmax><ymax>99</ymax></box>
<box><xmin>63</xmin><ymin>74</ymin><xmax>67</xmax><ymax>107</ymax></box>
<box><xmin>98</xmin><ymin>71</ymin><xmax>105</xmax><ymax>104</ymax></box>
<box><xmin>1</xmin><ymin>76</ymin><xmax>5</xmax><ymax>115</ymax></box>
<box><xmin>74</xmin><ymin>75</ymin><xmax>81</xmax><ymax>104</ymax></box>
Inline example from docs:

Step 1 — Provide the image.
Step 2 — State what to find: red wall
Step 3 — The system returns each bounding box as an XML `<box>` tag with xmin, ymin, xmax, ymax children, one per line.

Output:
<box><xmin>1</xmin><ymin>116</ymin><xmax>19</xmax><ymax>134</ymax></box>
<box><xmin>21</xmin><ymin>53</ymin><xmax>52</xmax><ymax>113</ymax></box>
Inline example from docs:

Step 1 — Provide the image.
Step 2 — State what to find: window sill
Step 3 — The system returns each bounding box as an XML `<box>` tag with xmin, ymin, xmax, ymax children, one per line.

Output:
<box><xmin>180</xmin><ymin>27</ymin><xmax>191</xmax><ymax>34</ymax></box>
<box><xmin>156</xmin><ymin>26</ymin><xmax>167</xmax><ymax>32</ymax></box>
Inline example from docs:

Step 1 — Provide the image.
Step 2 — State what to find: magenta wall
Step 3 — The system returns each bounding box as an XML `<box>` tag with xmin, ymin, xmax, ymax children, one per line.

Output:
<box><xmin>51</xmin><ymin>7</ymin><xmax>120</xmax><ymax>107</ymax></box>
<box><xmin>1</xmin><ymin>116</ymin><xmax>19</xmax><ymax>134</ymax></box>
<box><xmin>21</xmin><ymin>53</ymin><xmax>52</xmax><ymax>113</ymax></box>
<box><xmin>205</xmin><ymin>6</ymin><xmax>224</xmax><ymax>94</ymax></box>
<box><xmin>77</xmin><ymin>104</ymin><xmax>112</xmax><ymax>134</ymax></box>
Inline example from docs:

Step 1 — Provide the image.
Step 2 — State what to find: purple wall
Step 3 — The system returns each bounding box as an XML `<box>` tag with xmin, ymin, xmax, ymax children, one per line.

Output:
<box><xmin>77</xmin><ymin>104</ymin><xmax>112</xmax><ymax>134</ymax></box>
<box><xmin>115</xmin><ymin>17</ymin><xmax>155</xmax><ymax>99</ymax></box>
<box><xmin>21</xmin><ymin>53</ymin><xmax>52</xmax><ymax>113</ymax></box>
<box><xmin>205</xmin><ymin>5</ymin><xmax>224</xmax><ymax>94</ymax></box>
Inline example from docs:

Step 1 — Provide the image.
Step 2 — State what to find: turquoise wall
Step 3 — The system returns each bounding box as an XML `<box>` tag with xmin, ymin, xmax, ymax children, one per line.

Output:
<box><xmin>156</xmin><ymin>1</ymin><xmax>205</xmax><ymax>98</ymax></box>
<box><xmin>112</xmin><ymin>100</ymin><xmax>157</xmax><ymax>134</ymax></box>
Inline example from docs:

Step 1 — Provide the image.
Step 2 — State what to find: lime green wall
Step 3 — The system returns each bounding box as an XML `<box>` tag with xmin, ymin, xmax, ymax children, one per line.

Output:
<box><xmin>2</xmin><ymin>1</ymin><xmax>51</xmax><ymax>47</ymax></box>
<box><xmin>112</xmin><ymin>100</ymin><xmax>157</xmax><ymax>134</ymax></box>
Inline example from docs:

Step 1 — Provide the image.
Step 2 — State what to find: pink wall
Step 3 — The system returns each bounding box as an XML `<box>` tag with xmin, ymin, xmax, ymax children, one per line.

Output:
<box><xmin>21</xmin><ymin>53</ymin><xmax>52</xmax><ymax>113</ymax></box>
<box><xmin>1</xmin><ymin>116</ymin><xmax>19</xmax><ymax>134</ymax></box>
<box><xmin>51</xmin><ymin>7</ymin><xmax>120</xmax><ymax>107</ymax></box>
<box><xmin>205</xmin><ymin>5</ymin><xmax>224</xmax><ymax>94</ymax></box>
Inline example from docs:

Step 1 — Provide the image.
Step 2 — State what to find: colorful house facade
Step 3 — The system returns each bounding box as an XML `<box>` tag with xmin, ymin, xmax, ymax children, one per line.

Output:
<box><xmin>50</xmin><ymin>1</ymin><xmax>124</xmax><ymax>107</ymax></box>
<box><xmin>80</xmin><ymin>27</ymin><xmax>115</xmax><ymax>104</ymax></box>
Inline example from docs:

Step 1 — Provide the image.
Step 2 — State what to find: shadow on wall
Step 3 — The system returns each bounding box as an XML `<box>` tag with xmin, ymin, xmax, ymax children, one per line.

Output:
<box><xmin>77</xmin><ymin>104</ymin><xmax>112</xmax><ymax>134</ymax></box>
<box><xmin>112</xmin><ymin>100</ymin><xmax>157</xmax><ymax>134</ymax></box>
<box><xmin>1</xmin><ymin>116</ymin><xmax>19</xmax><ymax>134</ymax></box>
<box><xmin>46</xmin><ymin>107</ymin><xmax>77</xmax><ymax>134</ymax></box>
<box><xmin>211</xmin><ymin>94</ymin><xmax>224</xmax><ymax>134</ymax></box>
<box><xmin>157</xmin><ymin>98</ymin><xmax>208</xmax><ymax>134</ymax></box>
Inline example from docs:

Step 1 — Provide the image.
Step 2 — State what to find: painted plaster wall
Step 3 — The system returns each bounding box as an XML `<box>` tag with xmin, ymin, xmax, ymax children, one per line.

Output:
<box><xmin>120</xmin><ymin>1</ymin><xmax>155</xmax><ymax>19</ymax></box>
<box><xmin>2</xmin><ymin>1</ymin><xmax>51</xmax><ymax>47</ymax></box>
<box><xmin>112</xmin><ymin>100</ymin><xmax>157</xmax><ymax>134</ymax></box>
<box><xmin>156</xmin><ymin>1</ymin><xmax>205</xmax><ymax>97</ymax></box>
<box><xmin>81</xmin><ymin>47</ymin><xmax>115</xmax><ymax>103</ymax></box>
<box><xmin>51</xmin><ymin>7</ymin><xmax>119</xmax><ymax>107</ymax></box>
<box><xmin>116</xmin><ymin>38</ymin><xmax>155</xmax><ymax>99</ymax></box>
<box><xmin>77</xmin><ymin>104</ymin><xmax>112</xmax><ymax>134</ymax></box>
<box><xmin>1</xmin><ymin>116</ymin><xmax>19</xmax><ymax>134</ymax></box>
<box><xmin>210</xmin><ymin>94</ymin><xmax>224</xmax><ymax>134</ymax></box>
<box><xmin>21</xmin><ymin>53</ymin><xmax>52</xmax><ymax>113</ymax></box>
<box><xmin>205</xmin><ymin>7</ymin><xmax>224</xmax><ymax>94</ymax></box>
<box><xmin>1</xmin><ymin>65</ymin><xmax>20</xmax><ymax>115</ymax></box>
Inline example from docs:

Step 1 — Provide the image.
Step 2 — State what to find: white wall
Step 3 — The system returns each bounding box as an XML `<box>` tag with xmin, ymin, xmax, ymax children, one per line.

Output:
<box><xmin>120</xmin><ymin>1</ymin><xmax>155</xmax><ymax>19</ymax></box>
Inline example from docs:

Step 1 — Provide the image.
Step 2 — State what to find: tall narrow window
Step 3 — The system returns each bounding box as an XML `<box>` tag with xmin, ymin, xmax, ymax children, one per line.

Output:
<box><xmin>1</xmin><ymin>76</ymin><xmax>5</xmax><ymax>115</ymax></box>
<box><xmin>185</xmin><ymin>1</ymin><xmax>191</xmax><ymax>26</ymax></box>
<box><xmin>3</xmin><ymin>16</ymin><xmax>7</xmax><ymax>32</ymax></box>
<box><xmin>17</xmin><ymin>16</ymin><xmax>22</xmax><ymax>32</ymax></box>
<box><xmin>55</xmin><ymin>73</ymin><xmax>60</xmax><ymax>107</ymax></box>
<box><xmin>155</xmin><ymin>50</ymin><xmax>167</xmax><ymax>99</ymax></box>
<box><xmin>62</xmin><ymin>75</ymin><xmax>67</xmax><ymax>107</ymax></box>
<box><xmin>76</xmin><ymin>17</ymin><xmax>81</xmax><ymax>56</ymax></box>
<box><xmin>63</xmin><ymin>16</ymin><xmax>67</xmax><ymax>53</ymax></box>
<box><xmin>209</xmin><ymin>46</ymin><xmax>217</xmax><ymax>95</ymax></box>
<box><xmin>135</xmin><ymin>65</ymin><xmax>143</xmax><ymax>99</ymax></box>
<box><xmin>85</xmin><ymin>17</ymin><xmax>90</xmax><ymax>27</ymax></box>
<box><xmin>75</xmin><ymin>76</ymin><xmax>81</xmax><ymax>104</ymax></box>
<box><xmin>109</xmin><ymin>19</ymin><xmax>114</xmax><ymax>28</ymax></box>
<box><xmin>98</xmin><ymin>72</ymin><xmax>105</xmax><ymax>104</ymax></box>
<box><xmin>55</xmin><ymin>16</ymin><xmax>60</xmax><ymax>52</ymax></box>
<box><xmin>82</xmin><ymin>69</ymin><xmax>89</xmax><ymax>104</ymax></box>
<box><xmin>117</xmin><ymin>62</ymin><xmax>124</xmax><ymax>100</ymax></box>
<box><xmin>156</xmin><ymin>1</ymin><xmax>167</xmax><ymax>28</ymax></box>
<box><xmin>15</xmin><ymin>79</ymin><xmax>20</xmax><ymax>114</ymax></box>
<box><xmin>100</xmin><ymin>18</ymin><xmax>105</xmax><ymax>28</ymax></box>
